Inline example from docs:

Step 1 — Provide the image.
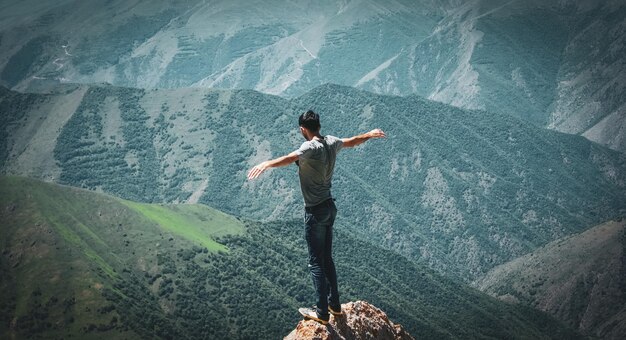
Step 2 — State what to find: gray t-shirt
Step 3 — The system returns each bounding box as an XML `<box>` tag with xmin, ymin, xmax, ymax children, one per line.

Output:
<box><xmin>294</xmin><ymin>135</ymin><xmax>343</xmax><ymax>207</ymax></box>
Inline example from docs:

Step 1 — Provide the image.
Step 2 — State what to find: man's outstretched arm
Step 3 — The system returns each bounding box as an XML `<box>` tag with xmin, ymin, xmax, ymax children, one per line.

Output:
<box><xmin>247</xmin><ymin>151</ymin><xmax>299</xmax><ymax>180</ymax></box>
<box><xmin>341</xmin><ymin>128</ymin><xmax>386</xmax><ymax>148</ymax></box>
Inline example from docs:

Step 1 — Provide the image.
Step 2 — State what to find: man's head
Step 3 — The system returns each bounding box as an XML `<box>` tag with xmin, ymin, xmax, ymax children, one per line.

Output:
<box><xmin>299</xmin><ymin>110</ymin><xmax>321</xmax><ymax>139</ymax></box>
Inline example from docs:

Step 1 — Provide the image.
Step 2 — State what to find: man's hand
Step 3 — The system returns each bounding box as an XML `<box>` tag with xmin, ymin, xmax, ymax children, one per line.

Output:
<box><xmin>247</xmin><ymin>161</ymin><xmax>270</xmax><ymax>180</ymax></box>
<box><xmin>366</xmin><ymin>128</ymin><xmax>386</xmax><ymax>138</ymax></box>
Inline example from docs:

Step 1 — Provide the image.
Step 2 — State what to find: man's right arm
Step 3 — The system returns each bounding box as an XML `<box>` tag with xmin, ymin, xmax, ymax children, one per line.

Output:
<box><xmin>341</xmin><ymin>129</ymin><xmax>386</xmax><ymax>148</ymax></box>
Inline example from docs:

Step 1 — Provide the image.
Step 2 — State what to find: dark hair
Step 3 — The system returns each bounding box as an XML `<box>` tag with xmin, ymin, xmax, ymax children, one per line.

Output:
<box><xmin>299</xmin><ymin>110</ymin><xmax>321</xmax><ymax>131</ymax></box>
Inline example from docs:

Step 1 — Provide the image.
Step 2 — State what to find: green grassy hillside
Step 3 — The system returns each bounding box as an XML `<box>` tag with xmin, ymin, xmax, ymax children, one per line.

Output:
<box><xmin>0</xmin><ymin>175</ymin><xmax>243</xmax><ymax>339</ymax></box>
<box><xmin>2</xmin><ymin>84</ymin><xmax>625</xmax><ymax>282</ymax></box>
<box><xmin>476</xmin><ymin>219</ymin><xmax>626</xmax><ymax>339</ymax></box>
<box><xmin>0</xmin><ymin>176</ymin><xmax>580</xmax><ymax>339</ymax></box>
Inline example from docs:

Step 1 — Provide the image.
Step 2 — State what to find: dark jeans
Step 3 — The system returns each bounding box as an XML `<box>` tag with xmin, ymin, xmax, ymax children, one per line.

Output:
<box><xmin>304</xmin><ymin>198</ymin><xmax>339</xmax><ymax>318</ymax></box>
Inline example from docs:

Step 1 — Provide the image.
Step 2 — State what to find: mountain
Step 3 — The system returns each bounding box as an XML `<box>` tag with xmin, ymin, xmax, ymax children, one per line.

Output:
<box><xmin>476</xmin><ymin>219</ymin><xmax>626</xmax><ymax>339</ymax></box>
<box><xmin>359</xmin><ymin>0</ymin><xmax>626</xmax><ymax>152</ymax></box>
<box><xmin>0</xmin><ymin>176</ymin><xmax>581</xmax><ymax>339</ymax></box>
<box><xmin>284</xmin><ymin>301</ymin><xmax>414</xmax><ymax>340</ymax></box>
<box><xmin>1</xmin><ymin>84</ymin><xmax>625</xmax><ymax>281</ymax></box>
<box><xmin>0</xmin><ymin>0</ymin><xmax>442</xmax><ymax>93</ymax></box>
<box><xmin>0</xmin><ymin>0</ymin><xmax>624</xmax><ymax>151</ymax></box>
<box><xmin>0</xmin><ymin>175</ymin><xmax>245</xmax><ymax>339</ymax></box>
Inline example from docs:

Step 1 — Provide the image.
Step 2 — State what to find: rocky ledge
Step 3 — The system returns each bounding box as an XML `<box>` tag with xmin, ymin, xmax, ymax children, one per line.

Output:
<box><xmin>284</xmin><ymin>301</ymin><xmax>414</xmax><ymax>340</ymax></box>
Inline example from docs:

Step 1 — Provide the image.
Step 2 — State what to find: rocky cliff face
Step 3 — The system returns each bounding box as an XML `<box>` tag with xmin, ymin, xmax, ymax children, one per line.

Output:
<box><xmin>284</xmin><ymin>301</ymin><xmax>414</xmax><ymax>340</ymax></box>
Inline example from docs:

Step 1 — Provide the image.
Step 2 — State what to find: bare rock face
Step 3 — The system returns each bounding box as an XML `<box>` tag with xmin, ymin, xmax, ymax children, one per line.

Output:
<box><xmin>284</xmin><ymin>301</ymin><xmax>414</xmax><ymax>340</ymax></box>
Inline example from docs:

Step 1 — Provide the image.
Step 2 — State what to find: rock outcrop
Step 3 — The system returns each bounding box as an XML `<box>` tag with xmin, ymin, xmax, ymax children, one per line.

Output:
<box><xmin>284</xmin><ymin>301</ymin><xmax>414</xmax><ymax>340</ymax></box>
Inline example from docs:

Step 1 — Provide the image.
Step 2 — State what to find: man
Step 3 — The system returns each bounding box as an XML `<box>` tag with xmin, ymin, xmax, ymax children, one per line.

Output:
<box><xmin>247</xmin><ymin>110</ymin><xmax>386</xmax><ymax>324</ymax></box>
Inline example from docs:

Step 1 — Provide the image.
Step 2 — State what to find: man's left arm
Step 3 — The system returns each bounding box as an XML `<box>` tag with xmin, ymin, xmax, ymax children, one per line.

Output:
<box><xmin>247</xmin><ymin>151</ymin><xmax>299</xmax><ymax>180</ymax></box>
<box><xmin>340</xmin><ymin>129</ymin><xmax>386</xmax><ymax>148</ymax></box>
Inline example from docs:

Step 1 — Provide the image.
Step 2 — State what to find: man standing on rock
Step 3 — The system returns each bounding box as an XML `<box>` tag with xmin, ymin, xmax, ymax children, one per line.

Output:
<box><xmin>247</xmin><ymin>110</ymin><xmax>386</xmax><ymax>324</ymax></box>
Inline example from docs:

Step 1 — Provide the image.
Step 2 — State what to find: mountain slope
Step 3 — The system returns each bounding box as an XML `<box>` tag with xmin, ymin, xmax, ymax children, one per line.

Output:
<box><xmin>360</xmin><ymin>0</ymin><xmax>626</xmax><ymax>152</ymax></box>
<box><xmin>476</xmin><ymin>219</ymin><xmax>626</xmax><ymax>339</ymax></box>
<box><xmin>0</xmin><ymin>175</ymin><xmax>243</xmax><ymax>339</ymax></box>
<box><xmin>1</xmin><ymin>0</ymin><xmax>624</xmax><ymax>151</ymax></box>
<box><xmin>1</xmin><ymin>84</ymin><xmax>625</xmax><ymax>281</ymax></box>
<box><xmin>0</xmin><ymin>176</ymin><xmax>581</xmax><ymax>339</ymax></box>
<box><xmin>0</xmin><ymin>0</ymin><xmax>441</xmax><ymax>93</ymax></box>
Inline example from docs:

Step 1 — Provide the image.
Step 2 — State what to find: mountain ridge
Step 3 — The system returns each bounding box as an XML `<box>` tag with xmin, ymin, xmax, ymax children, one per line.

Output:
<box><xmin>2</xmin><ymin>83</ymin><xmax>625</xmax><ymax>282</ymax></box>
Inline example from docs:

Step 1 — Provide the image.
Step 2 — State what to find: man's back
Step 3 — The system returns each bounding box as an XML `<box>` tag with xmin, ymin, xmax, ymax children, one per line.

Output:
<box><xmin>295</xmin><ymin>135</ymin><xmax>343</xmax><ymax>207</ymax></box>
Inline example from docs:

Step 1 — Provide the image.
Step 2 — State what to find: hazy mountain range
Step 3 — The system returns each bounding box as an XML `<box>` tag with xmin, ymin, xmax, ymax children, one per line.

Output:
<box><xmin>0</xmin><ymin>0</ymin><xmax>624</xmax><ymax>151</ymax></box>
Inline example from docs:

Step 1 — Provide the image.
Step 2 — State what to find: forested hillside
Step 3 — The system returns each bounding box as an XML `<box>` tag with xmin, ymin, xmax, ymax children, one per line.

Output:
<box><xmin>2</xmin><ymin>84</ymin><xmax>625</xmax><ymax>280</ymax></box>
<box><xmin>0</xmin><ymin>176</ymin><xmax>580</xmax><ymax>339</ymax></box>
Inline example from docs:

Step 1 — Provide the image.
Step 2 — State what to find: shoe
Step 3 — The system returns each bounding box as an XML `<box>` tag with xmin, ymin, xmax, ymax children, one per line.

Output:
<box><xmin>328</xmin><ymin>305</ymin><xmax>343</xmax><ymax>317</ymax></box>
<box><xmin>298</xmin><ymin>307</ymin><xmax>329</xmax><ymax>325</ymax></box>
